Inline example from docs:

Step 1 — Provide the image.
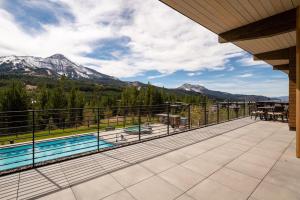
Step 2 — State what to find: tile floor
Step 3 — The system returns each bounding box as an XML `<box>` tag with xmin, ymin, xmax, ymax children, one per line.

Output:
<box><xmin>1</xmin><ymin>118</ymin><xmax>298</xmax><ymax>200</ymax></box>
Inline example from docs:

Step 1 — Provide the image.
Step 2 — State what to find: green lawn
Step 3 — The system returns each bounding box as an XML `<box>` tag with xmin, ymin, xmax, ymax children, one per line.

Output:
<box><xmin>0</xmin><ymin>116</ymin><xmax>159</xmax><ymax>145</ymax></box>
<box><xmin>0</xmin><ymin>110</ymin><xmax>249</xmax><ymax>146</ymax></box>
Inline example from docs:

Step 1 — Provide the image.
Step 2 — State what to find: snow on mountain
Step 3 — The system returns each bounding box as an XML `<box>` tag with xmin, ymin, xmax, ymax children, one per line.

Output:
<box><xmin>0</xmin><ymin>54</ymin><xmax>122</xmax><ymax>84</ymax></box>
<box><xmin>178</xmin><ymin>83</ymin><xmax>207</xmax><ymax>93</ymax></box>
<box><xmin>177</xmin><ymin>83</ymin><xmax>275</xmax><ymax>101</ymax></box>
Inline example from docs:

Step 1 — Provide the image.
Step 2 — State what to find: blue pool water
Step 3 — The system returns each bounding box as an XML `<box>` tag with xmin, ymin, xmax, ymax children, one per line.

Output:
<box><xmin>125</xmin><ymin>125</ymin><xmax>151</xmax><ymax>134</ymax></box>
<box><xmin>0</xmin><ymin>134</ymin><xmax>113</xmax><ymax>171</ymax></box>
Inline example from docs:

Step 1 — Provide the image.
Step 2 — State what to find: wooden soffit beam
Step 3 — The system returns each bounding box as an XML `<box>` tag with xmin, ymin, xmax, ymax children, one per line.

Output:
<box><xmin>254</xmin><ymin>47</ymin><xmax>295</xmax><ymax>61</ymax></box>
<box><xmin>273</xmin><ymin>64</ymin><xmax>289</xmax><ymax>70</ymax></box>
<box><xmin>219</xmin><ymin>9</ymin><xmax>296</xmax><ymax>43</ymax></box>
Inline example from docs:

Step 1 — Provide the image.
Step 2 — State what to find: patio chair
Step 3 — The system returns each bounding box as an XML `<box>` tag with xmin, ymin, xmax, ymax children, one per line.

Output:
<box><xmin>267</xmin><ymin>106</ymin><xmax>285</xmax><ymax>121</ymax></box>
<box><xmin>120</xmin><ymin>134</ymin><xmax>127</xmax><ymax>141</ymax></box>
<box><xmin>250</xmin><ymin>105</ymin><xmax>263</xmax><ymax>120</ymax></box>
<box><xmin>143</xmin><ymin>122</ymin><xmax>152</xmax><ymax>128</ymax></box>
<box><xmin>143</xmin><ymin>123</ymin><xmax>153</xmax><ymax>133</ymax></box>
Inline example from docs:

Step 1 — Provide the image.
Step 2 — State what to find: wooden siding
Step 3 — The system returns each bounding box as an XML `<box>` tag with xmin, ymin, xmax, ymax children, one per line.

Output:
<box><xmin>289</xmin><ymin>64</ymin><xmax>296</xmax><ymax>129</ymax></box>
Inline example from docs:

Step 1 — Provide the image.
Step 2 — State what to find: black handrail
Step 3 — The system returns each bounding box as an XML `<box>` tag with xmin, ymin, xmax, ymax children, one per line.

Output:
<box><xmin>0</xmin><ymin>103</ymin><xmax>253</xmax><ymax>175</ymax></box>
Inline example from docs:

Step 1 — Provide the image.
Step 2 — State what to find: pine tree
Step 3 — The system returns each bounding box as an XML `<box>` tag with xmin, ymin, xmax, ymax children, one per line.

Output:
<box><xmin>0</xmin><ymin>81</ymin><xmax>29</xmax><ymax>112</ymax></box>
<box><xmin>0</xmin><ymin>81</ymin><xmax>29</xmax><ymax>135</ymax></box>
<box><xmin>68</xmin><ymin>86</ymin><xmax>77</xmax><ymax>127</ymax></box>
<box><xmin>76</xmin><ymin>91</ymin><xmax>85</xmax><ymax>125</ymax></box>
<box><xmin>38</xmin><ymin>85</ymin><xmax>50</xmax><ymax>110</ymax></box>
<box><xmin>50</xmin><ymin>80</ymin><xmax>68</xmax><ymax>128</ymax></box>
<box><xmin>36</xmin><ymin>85</ymin><xmax>50</xmax><ymax>130</ymax></box>
<box><xmin>91</xmin><ymin>84</ymin><xmax>103</xmax><ymax>107</ymax></box>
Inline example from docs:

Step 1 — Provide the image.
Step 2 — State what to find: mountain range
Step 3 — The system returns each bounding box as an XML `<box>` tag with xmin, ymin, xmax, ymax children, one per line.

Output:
<box><xmin>0</xmin><ymin>54</ymin><xmax>280</xmax><ymax>101</ymax></box>
<box><xmin>0</xmin><ymin>54</ymin><xmax>124</xmax><ymax>86</ymax></box>
<box><xmin>177</xmin><ymin>83</ymin><xmax>277</xmax><ymax>101</ymax></box>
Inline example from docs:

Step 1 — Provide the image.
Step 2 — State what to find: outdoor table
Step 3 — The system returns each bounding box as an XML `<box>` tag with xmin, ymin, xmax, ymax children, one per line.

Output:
<box><xmin>257</xmin><ymin>106</ymin><xmax>274</xmax><ymax>120</ymax></box>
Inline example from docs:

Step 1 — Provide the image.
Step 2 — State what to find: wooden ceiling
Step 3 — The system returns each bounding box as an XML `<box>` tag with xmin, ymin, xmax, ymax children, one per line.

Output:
<box><xmin>160</xmin><ymin>0</ymin><xmax>300</xmax><ymax>74</ymax></box>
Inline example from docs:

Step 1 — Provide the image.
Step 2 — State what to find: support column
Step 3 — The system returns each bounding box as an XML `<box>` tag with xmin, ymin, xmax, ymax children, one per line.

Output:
<box><xmin>289</xmin><ymin>49</ymin><xmax>296</xmax><ymax>130</ymax></box>
<box><xmin>296</xmin><ymin>7</ymin><xmax>300</xmax><ymax>157</ymax></box>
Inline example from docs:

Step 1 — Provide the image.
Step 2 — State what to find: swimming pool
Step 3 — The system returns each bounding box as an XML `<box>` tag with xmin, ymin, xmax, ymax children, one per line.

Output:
<box><xmin>0</xmin><ymin>134</ymin><xmax>113</xmax><ymax>171</ymax></box>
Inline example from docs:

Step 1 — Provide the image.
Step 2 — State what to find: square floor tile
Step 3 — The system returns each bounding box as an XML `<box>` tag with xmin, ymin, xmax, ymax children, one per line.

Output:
<box><xmin>181</xmin><ymin>157</ymin><xmax>222</xmax><ymax>176</ymax></box>
<box><xmin>127</xmin><ymin>176</ymin><xmax>182</xmax><ymax>200</ymax></box>
<box><xmin>175</xmin><ymin>194</ymin><xmax>195</xmax><ymax>200</ymax></box>
<box><xmin>159</xmin><ymin>165</ymin><xmax>205</xmax><ymax>191</ymax></box>
<box><xmin>187</xmin><ymin>179</ymin><xmax>247</xmax><ymax>200</ymax></box>
<box><xmin>210</xmin><ymin>168</ymin><xmax>260</xmax><ymax>195</ymax></box>
<box><xmin>247</xmin><ymin>147</ymin><xmax>281</xmax><ymax>160</ymax></box>
<box><xmin>163</xmin><ymin>150</ymin><xmax>194</xmax><ymax>164</ymax></box>
<box><xmin>197</xmin><ymin>151</ymin><xmax>233</xmax><ymax>165</ymax></box>
<box><xmin>102</xmin><ymin>190</ymin><xmax>135</xmax><ymax>200</ymax></box>
<box><xmin>252</xmin><ymin>181</ymin><xmax>300</xmax><ymax>200</ymax></box>
<box><xmin>72</xmin><ymin>174</ymin><xmax>123</xmax><ymax>200</ymax></box>
<box><xmin>176</xmin><ymin>143</ymin><xmax>209</xmax><ymax>157</ymax></box>
<box><xmin>238</xmin><ymin>153</ymin><xmax>276</xmax><ymax>168</ymax></box>
<box><xmin>111</xmin><ymin>164</ymin><xmax>153</xmax><ymax>187</ymax></box>
<box><xmin>140</xmin><ymin>156</ymin><xmax>176</xmax><ymax>174</ymax></box>
<box><xmin>273</xmin><ymin>160</ymin><xmax>300</xmax><ymax>178</ymax></box>
<box><xmin>226</xmin><ymin>159</ymin><xmax>270</xmax><ymax>179</ymax></box>
<box><xmin>264</xmin><ymin>169</ymin><xmax>300</xmax><ymax>195</ymax></box>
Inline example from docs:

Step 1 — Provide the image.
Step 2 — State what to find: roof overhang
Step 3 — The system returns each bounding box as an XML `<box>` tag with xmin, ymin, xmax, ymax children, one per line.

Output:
<box><xmin>160</xmin><ymin>0</ymin><xmax>299</xmax><ymax>75</ymax></box>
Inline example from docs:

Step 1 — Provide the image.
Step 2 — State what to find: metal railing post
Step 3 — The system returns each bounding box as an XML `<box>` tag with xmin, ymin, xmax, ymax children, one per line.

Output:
<box><xmin>248</xmin><ymin>101</ymin><xmax>251</xmax><ymax>116</ymax></box>
<box><xmin>138</xmin><ymin>106</ymin><xmax>141</xmax><ymax>141</ymax></box>
<box><xmin>227</xmin><ymin>100</ymin><xmax>230</xmax><ymax>121</ymax></box>
<box><xmin>48</xmin><ymin>117</ymin><xmax>50</xmax><ymax>135</ymax></box>
<box><xmin>236</xmin><ymin>102</ymin><xmax>239</xmax><ymax>119</ymax></box>
<box><xmin>32</xmin><ymin>110</ymin><xmax>35</xmax><ymax>167</ymax></box>
<box><xmin>97</xmin><ymin>108</ymin><xmax>100</xmax><ymax>152</ymax></box>
<box><xmin>123</xmin><ymin>108</ymin><xmax>126</xmax><ymax>128</ymax></box>
<box><xmin>217</xmin><ymin>103</ymin><xmax>219</xmax><ymax>124</ymax></box>
<box><xmin>244</xmin><ymin>100</ymin><xmax>246</xmax><ymax>117</ymax></box>
<box><xmin>204</xmin><ymin>101</ymin><xmax>207</xmax><ymax>125</ymax></box>
<box><xmin>167</xmin><ymin>103</ymin><xmax>170</xmax><ymax>135</ymax></box>
<box><xmin>188</xmin><ymin>104</ymin><xmax>191</xmax><ymax>129</ymax></box>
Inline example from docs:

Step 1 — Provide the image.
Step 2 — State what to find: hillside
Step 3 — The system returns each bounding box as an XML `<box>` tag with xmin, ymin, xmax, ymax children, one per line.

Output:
<box><xmin>0</xmin><ymin>54</ymin><xmax>125</xmax><ymax>86</ymax></box>
<box><xmin>0</xmin><ymin>54</ymin><xmax>277</xmax><ymax>102</ymax></box>
<box><xmin>177</xmin><ymin>83</ymin><xmax>276</xmax><ymax>101</ymax></box>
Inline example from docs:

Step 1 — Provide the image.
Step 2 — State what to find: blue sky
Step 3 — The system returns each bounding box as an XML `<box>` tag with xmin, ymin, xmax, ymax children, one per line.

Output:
<box><xmin>0</xmin><ymin>0</ymin><xmax>288</xmax><ymax>97</ymax></box>
<box><xmin>122</xmin><ymin>55</ymin><xmax>288</xmax><ymax>96</ymax></box>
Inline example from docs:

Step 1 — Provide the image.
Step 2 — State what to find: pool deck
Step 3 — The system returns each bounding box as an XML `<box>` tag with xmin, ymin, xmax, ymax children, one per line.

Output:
<box><xmin>1</xmin><ymin>117</ymin><xmax>299</xmax><ymax>200</ymax></box>
<box><xmin>98</xmin><ymin>123</ymin><xmax>170</xmax><ymax>144</ymax></box>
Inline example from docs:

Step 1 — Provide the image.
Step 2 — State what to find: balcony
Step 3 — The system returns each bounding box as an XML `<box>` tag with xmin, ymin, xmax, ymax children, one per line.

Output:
<box><xmin>0</xmin><ymin>103</ymin><xmax>252</xmax><ymax>174</ymax></box>
<box><xmin>0</xmin><ymin>116</ymin><xmax>298</xmax><ymax>200</ymax></box>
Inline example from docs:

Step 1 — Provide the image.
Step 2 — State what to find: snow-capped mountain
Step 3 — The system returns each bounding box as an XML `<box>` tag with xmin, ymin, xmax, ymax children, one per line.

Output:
<box><xmin>0</xmin><ymin>54</ymin><xmax>123</xmax><ymax>85</ymax></box>
<box><xmin>178</xmin><ymin>83</ymin><xmax>275</xmax><ymax>101</ymax></box>
<box><xmin>178</xmin><ymin>83</ymin><xmax>207</xmax><ymax>93</ymax></box>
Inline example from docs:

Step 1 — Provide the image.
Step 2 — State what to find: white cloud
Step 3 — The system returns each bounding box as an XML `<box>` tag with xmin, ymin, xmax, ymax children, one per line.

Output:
<box><xmin>227</xmin><ymin>66</ymin><xmax>234</xmax><ymax>71</ymax></box>
<box><xmin>183</xmin><ymin>77</ymin><xmax>288</xmax><ymax>97</ymax></box>
<box><xmin>147</xmin><ymin>73</ymin><xmax>171</xmax><ymax>80</ymax></box>
<box><xmin>237</xmin><ymin>55</ymin><xmax>269</xmax><ymax>67</ymax></box>
<box><xmin>237</xmin><ymin>73</ymin><xmax>253</xmax><ymax>78</ymax></box>
<box><xmin>0</xmin><ymin>0</ymin><xmax>243</xmax><ymax>78</ymax></box>
<box><xmin>187</xmin><ymin>72</ymin><xmax>196</xmax><ymax>76</ymax></box>
<box><xmin>187</xmin><ymin>71</ymin><xmax>202</xmax><ymax>76</ymax></box>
